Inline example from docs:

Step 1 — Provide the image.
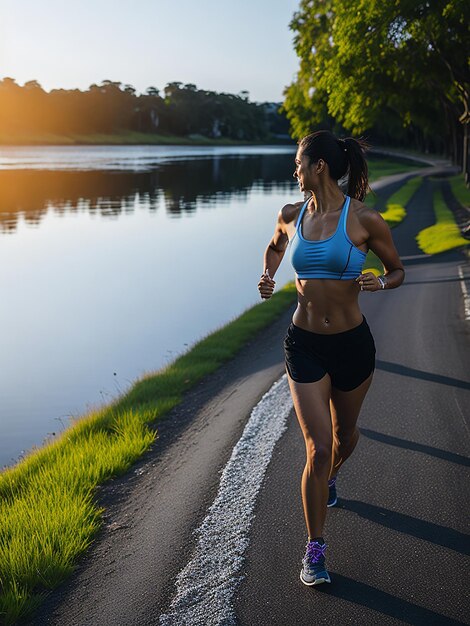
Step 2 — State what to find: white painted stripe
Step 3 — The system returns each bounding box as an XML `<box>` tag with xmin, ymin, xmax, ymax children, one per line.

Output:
<box><xmin>400</xmin><ymin>254</ymin><xmax>432</xmax><ymax>260</ymax></box>
<box><xmin>458</xmin><ymin>265</ymin><xmax>470</xmax><ymax>321</ymax></box>
<box><xmin>159</xmin><ymin>374</ymin><xmax>292</xmax><ymax>626</ymax></box>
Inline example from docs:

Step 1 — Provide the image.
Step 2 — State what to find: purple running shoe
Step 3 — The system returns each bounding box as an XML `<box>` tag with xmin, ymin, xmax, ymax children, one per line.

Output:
<box><xmin>300</xmin><ymin>540</ymin><xmax>331</xmax><ymax>585</ymax></box>
<box><xmin>327</xmin><ymin>476</ymin><xmax>338</xmax><ymax>507</ymax></box>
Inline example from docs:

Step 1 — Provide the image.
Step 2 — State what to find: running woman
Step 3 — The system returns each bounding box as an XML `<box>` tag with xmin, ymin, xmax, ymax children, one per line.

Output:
<box><xmin>257</xmin><ymin>130</ymin><xmax>404</xmax><ymax>585</ymax></box>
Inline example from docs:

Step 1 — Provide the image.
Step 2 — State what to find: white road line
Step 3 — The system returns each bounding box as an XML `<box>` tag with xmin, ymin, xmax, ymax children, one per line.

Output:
<box><xmin>458</xmin><ymin>265</ymin><xmax>470</xmax><ymax>321</ymax></box>
<box><xmin>400</xmin><ymin>254</ymin><xmax>432</xmax><ymax>260</ymax></box>
<box><xmin>159</xmin><ymin>374</ymin><xmax>292</xmax><ymax>626</ymax></box>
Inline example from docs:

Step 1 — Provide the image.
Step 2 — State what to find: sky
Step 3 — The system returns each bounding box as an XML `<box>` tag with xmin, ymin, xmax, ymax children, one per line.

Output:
<box><xmin>0</xmin><ymin>0</ymin><xmax>300</xmax><ymax>103</ymax></box>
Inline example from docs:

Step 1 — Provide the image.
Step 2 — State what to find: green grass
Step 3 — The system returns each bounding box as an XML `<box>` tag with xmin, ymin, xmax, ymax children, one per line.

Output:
<box><xmin>367</xmin><ymin>156</ymin><xmax>423</xmax><ymax>182</ymax></box>
<box><xmin>363</xmin><ymin>177</ymin><xmax>423</xmax><ymax>275</ymax></box>
<box><xmin>0</xmin><ymin>282</ymin><xmax>296</xmax><ymax>625</ymax></box>
<box><xmin>416</xmin><ymin>180</ymin><xmax>469</xmax><ymax>254</ymax></box>
<box><xmin>448</xmin><ymin>173</ymin><xmax>470</xmax><ymax>208</ymax></box>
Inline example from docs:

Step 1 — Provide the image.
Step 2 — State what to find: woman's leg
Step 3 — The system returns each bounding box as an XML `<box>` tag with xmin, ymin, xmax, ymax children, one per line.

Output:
<box><xmin>329</xmin><ymin>371</ymin><xmax>374</xmax><ymax>478</ymax></box>
<box><xmin>286</xmin><ymin>371</ymin><xmax>333</xmax><ymax>540</ymax></box>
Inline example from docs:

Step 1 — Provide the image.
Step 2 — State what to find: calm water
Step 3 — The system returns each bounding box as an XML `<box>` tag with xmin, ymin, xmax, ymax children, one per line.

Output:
<box><xmin>0</xmin><ymin>145</ymin><xmax>299</xmax><ymax>468</ymax></box>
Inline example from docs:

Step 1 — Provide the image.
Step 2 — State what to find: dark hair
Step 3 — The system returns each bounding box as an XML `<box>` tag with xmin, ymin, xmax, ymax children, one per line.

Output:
<box><xmin>298</xmin><ymin>130</ymin><xmax>371</xmax><ymax>201</ymax></box>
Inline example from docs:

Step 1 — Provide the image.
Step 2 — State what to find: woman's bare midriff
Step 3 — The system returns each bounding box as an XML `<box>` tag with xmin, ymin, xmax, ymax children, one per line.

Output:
<box><xmin>292</xmin><ymin>277</ymin><xmax>363</xmax><ymax>334</ymax></box>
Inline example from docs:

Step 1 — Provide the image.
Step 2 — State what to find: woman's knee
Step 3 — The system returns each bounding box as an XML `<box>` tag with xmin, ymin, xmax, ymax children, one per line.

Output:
<box><xmin>305</xmin><ymin>439</ymin><xmax>332</xmax><ymax>471</ymax></box>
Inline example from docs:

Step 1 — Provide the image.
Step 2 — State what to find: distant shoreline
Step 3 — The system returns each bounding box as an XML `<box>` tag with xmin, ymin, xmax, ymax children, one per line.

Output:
<box><xmin>0</xmin><ymin>131</ymin><xmax>295</xmax><ymax>147</ymax></box>
<box><xmin>0</xmin><ymin>134</ymin><xmax>443</xmax><ymax>170</ymax></box>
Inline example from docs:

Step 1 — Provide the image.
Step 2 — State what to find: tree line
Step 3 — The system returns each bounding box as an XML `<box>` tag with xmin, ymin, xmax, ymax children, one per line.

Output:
<box><xmin>2</xmin><ymin>0</ymin><xmax>468</xmax><ymax>174</ymax></box>
<box><xmin>283</xmin><ymin>0</ymin><xmax>469</xmax><ymax>176</ymax></box>
<box><xmin>0</xmin><ymin>79</ymin><xmax>290</xmax><ymax>141</ymax></box>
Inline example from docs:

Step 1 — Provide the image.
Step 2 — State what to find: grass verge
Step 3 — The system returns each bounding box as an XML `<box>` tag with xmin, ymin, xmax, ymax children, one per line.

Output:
<box><xmin>0</xmin><ymin>282</ymin><xmax>296</xmax><ymax>625</ymax></box>
<box><xmin>416</xmin><ymin>180</ymin><xmax>469</xmax><ymax>254</ymax></box>
<box><xmin>363</xmin><ymin>177</ymin><xmax>423</xmax><ymax>275</ymax></box>
<box><xmin>448</xmin><ymin>173</ymin><xmax>470</xmax><ymax>208</ymax></box>
<box><xmin>367</xmin><ymin>157</ymin><xmax>423</xmax><ymax>182</ymax></box>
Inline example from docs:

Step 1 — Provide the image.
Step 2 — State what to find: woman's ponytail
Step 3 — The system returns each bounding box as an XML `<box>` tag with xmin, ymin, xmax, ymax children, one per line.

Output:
<box><xmin>343</xmin><ymin>136</ymin><xmax>371</xmax><ymax>202</ymax></box>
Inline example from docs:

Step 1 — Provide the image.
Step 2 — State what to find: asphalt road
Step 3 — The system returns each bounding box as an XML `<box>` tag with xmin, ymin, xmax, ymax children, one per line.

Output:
<box><xmin>235</xmin><ymin>249</ymin><xmax>470</xmax><ymax>624</ymax></box>
<box><xmin>32</xmin><ymin>171</ymin><xmax>470</xmax><ymax>626</ymax></box>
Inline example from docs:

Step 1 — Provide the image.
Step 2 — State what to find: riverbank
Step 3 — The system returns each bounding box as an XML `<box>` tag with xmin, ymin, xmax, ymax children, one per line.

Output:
<box><xmin>0</xmin><ymin>131</ymin><xmax>294</xmax><ymax>147</ymax></box>
<box><xmin>0</xmin><ymin>283</ymin><xmax>297</xmax><ymax>624</ymax></box>
<box><xmin>0</xmin><ymin>132</ymin><xmax>450</xmax><ymax>166</ymax></box>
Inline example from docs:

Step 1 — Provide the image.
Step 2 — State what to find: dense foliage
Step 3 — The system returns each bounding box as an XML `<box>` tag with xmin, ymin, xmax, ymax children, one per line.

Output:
<box><xmin>283</xmin><ymin>0</ymin><xmax>469</xmax><ymax>166</ymax></box>
<box><xmin>0</xmin><ymin>79</ymin><xmax>290</xmax><ymax>141</ymax></box>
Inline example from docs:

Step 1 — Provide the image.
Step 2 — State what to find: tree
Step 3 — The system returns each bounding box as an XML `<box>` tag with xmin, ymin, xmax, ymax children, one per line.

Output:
<box><xmin>284</xmin><ymin>0</ymin><xmax>470</xmax><ymax>173</ymax></box>
<box><xmin>146</xmin><ymin>86</ymin><xmax>160</xmax><ymax>97</ymax></box>
<box><xmin>23</xmin><ymin>80</ymin><xmax>44</xmax><ymax>91</ymax></box>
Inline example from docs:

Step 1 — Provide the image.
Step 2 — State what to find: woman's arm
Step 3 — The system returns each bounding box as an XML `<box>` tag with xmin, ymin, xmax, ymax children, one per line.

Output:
<box><xmin>355</xmin><ymin>209</ymin><xmax>405</xmax><ymax>292</ymax></box>
<box><xmin>258</xmin><ymin>206</ymin><xmax>291</xmax><ymax>300</ymax></box>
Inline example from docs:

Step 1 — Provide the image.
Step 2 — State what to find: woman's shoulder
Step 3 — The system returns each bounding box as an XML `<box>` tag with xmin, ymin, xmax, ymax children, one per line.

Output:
<box><xmin>349</xmin><ymin>197</ymin><xmax>390</xmax><ymax>234</ymax></box>
<box><xmin>279</xmin><ymin>200</ymin><xmax>304</xmax><ymax>225</ymax></box>
<box><xmin>349</xmin><ymin>197</ymin><xmax>377</xmax><ymax>220</ymax></box>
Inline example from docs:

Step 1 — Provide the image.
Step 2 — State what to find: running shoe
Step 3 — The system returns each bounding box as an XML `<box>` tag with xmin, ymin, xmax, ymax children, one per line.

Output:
<box><xmin>327</xmin><ymin>476</ymin><xmax>338</xmax><ymax>507</ymax></box>
<box><xmin>300</xmin><ymin>540</ymin><xmax>331</xmax><ymax>586</ymax></box>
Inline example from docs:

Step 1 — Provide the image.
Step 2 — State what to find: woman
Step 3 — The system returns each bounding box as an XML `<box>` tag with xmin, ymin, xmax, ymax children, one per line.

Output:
<box><xmin>257</xmin><ymin>130</ymin><xmax>404</xmax><ymax>586</ymax></box>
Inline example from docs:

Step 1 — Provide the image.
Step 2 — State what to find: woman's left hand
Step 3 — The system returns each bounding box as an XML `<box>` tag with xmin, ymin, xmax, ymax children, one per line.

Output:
<box><xmin>355</xmin><ymin>272</ymin><xmax>381</xmax><ymax>292</ymax></box>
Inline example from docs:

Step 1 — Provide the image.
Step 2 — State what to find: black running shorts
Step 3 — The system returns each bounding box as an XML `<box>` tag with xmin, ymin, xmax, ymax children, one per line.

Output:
<box><xmin>283</xmin><ymin>315</ymin><xmax>376</xmax><ymax>391</ymax></box>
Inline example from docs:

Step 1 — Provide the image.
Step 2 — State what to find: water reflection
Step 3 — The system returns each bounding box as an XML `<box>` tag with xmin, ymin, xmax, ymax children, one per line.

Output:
<box><xmin>0</xmin><ymin>146</ymin><xmax>301</xmax><ymax>469</ymax></box>
<box><xmin>0</xmin><ymin>153</ymin><xmax>296</xmax><ymax>232</ymax></box>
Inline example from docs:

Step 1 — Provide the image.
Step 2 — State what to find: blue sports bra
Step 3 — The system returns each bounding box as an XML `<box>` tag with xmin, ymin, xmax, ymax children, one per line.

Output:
<box><xmin>290</xmin><ymin>195</ymin><xmax>367</xmax><ymax>280</ymax></box>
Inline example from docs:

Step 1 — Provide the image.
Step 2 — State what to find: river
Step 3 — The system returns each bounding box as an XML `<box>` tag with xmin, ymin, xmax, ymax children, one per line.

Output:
<box><xmin>0</xmin><ymin>145</ymin><xmax>300</xmax><ymax>468</ymax></box>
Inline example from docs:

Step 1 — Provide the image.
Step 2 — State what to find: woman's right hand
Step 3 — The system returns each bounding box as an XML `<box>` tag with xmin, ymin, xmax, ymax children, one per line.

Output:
<box><xmin>258</xmin><ymin>269</ymin><xmax>276</xmax><ymax>300</ymax></box>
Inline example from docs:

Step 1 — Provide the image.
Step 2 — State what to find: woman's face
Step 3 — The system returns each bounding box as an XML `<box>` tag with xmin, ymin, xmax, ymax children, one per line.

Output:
<box><xmin>293</xmin><ymin>150</ymin><xmax>319</xmax><ymax>193</ymax></box>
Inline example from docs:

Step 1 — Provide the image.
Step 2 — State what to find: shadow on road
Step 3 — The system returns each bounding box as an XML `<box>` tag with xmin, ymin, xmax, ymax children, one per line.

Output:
<box><xmin>337</xmin><ymin>499</ymin><xmax>470</xmax><ymax>556</ymax></box>
<box><xmin>401</xmin><ymin>249</ymin><xmax>465</xmax><ymax>266</ymax></box>
<box><xmin>311</xmin><ymin>573</ymin><xmax>467</xmax><ymax>625</ymax></box>
<box><xmin>375</xmin><ymin>359</ymin><xmax>470</xmax><ymax>390</ymax></box>
<box><xmin>401</xmin><ymin>277</ymin><xmax>468</xmax><ymax>285</ymax></box>
<box><xmin>360</xmin><ymin>428</ymin><xmax>470</xmax><ymax>467</ymax></box>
